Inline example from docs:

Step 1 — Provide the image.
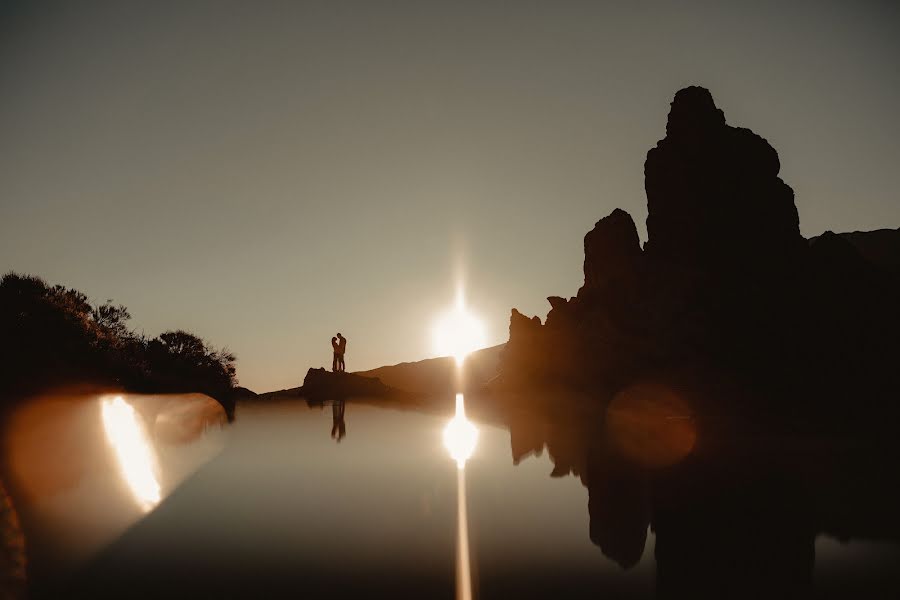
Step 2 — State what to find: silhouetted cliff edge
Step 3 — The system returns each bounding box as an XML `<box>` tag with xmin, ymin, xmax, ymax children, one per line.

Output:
<box><xmin>497</xmin><ymin>86</ymin><xmax>900</xmax><ymax>429</ymax></box>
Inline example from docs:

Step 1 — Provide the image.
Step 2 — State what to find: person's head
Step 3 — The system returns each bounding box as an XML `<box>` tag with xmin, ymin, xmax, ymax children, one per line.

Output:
<box><xmin>331</xmin><ymin>336</ymin><xmax>336</xmax><ymax>343</ymax></box>
<box><xmin>337</xmin><ymin>332</ymin><xmax>343</xmax><ymax>338</ymax></box>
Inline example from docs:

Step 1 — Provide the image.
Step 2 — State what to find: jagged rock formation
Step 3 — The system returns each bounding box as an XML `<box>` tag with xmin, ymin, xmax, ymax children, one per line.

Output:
<box><xmin>497</xmin><ymin>86</ymin><xmax>900</xmax><ymax>427</ymax></box>
<box><xmin>644</xmin><ymin>86</ymin><xmax>805</xmax><ymax>273</ymax></box>
<box><xmin>580</xmin><ymin>208</ymin><xmax>643</xmax><ymax>298</ymax></box>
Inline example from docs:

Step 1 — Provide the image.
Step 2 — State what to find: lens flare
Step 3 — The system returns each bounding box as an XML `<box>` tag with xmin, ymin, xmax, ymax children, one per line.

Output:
<box><xmin>101</xmin><ymin>396</ymin><xmax>161</xmax><ymax>511</ymax></box>
<box><xmin>432</xmin><ymin>290</ymin><xmax>487</xmax><ymax>366</ymax></box>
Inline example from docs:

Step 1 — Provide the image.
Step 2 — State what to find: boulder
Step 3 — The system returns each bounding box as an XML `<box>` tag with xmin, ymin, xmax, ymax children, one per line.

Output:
<box><xmin>299</xmin><ymin>368</ymin><xmax>393</xmax><ymax>401</ymax></box>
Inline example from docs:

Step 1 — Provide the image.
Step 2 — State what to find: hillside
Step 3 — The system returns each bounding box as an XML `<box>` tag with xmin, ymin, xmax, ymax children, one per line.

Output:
<box><xmin>808</xmin><ymin>228</ymin><xmax>900</xmax><ymax>275</ymax></box>
<box><xmin>355</xmin><ymin>344</ymin><xmax>504</xmax><ymax>395</ymax></box>
<box><xmin>257</xmin><ymin>344</ymin><xmax>504</xmax><ymax>398</ymax></box>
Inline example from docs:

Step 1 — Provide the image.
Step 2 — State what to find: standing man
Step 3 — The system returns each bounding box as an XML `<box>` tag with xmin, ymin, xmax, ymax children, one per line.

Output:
<box><xmin>336</xmin><ymin>332</ymin><xmax>347</xmax><ymax>372</ymax></box>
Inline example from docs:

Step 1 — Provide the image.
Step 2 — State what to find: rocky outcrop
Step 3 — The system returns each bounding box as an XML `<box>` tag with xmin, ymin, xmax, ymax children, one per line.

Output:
<box><xmin>497</xmin><ymin>86</ymin><xmax>900</xmax><ymax>426</ymax></box>
<box><xmin>579</xmin><ymin>208</ymin><xmax>643</xmax><ymax>300</ymax></box>
<box><xmin>644</xmin><ymin>86</ymin><xmax>805</xmax><ymax>274</ymax></box>
<box><xmin>299</xmin><ymin>368</ymin><xmax>394</xmax><ymax>401</ymax></box>
<box><xmin>499</xmin><ymin>208</ymin><xmax>651</xmax><ymax>388</ymax></box>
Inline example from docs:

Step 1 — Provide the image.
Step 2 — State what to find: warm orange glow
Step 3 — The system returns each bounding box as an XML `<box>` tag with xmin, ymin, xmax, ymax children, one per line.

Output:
<box><xmin>605</xmin><ymin>383</ymin><xmax>696</xmax><ymax>468</ymax></box>
<box><xmin>432</xmin><ymin>289</ymin><xmax>487</xmax><ymax>366</ymax></box>
<box><xmin>101</xmin><ymin>396</ymin><xmax>161</xmax><ymax>511</ymax></box>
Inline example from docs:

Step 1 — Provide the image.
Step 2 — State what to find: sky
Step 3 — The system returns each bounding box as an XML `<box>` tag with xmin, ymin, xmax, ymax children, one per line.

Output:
<box><xmin>1</xmin><ymin>1</ymin><xmax>899</xmax><ymax>393</ymax></box>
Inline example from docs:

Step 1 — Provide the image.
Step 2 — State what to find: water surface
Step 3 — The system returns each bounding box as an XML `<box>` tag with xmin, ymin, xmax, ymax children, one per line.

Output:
<box><xmin>11</xmin><ymin>392</ymin><xmax>900</xmax><ymax>598</ymax></box>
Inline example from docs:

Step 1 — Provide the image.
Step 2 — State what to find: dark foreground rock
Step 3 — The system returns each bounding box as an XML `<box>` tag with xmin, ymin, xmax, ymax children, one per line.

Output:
<box><xmin>808</xmin><ymin>228</ymin><xmax>900</xmax><ymax>276</ymax></box>
<box><xmin>497</xmin><ymin>86</ymin><xmax>900</xmax><ymax>430</ymax></box>
<box><xmin>298</xmin><ymin>368</ymin><xmax>396</xmax><ymax>402</ymax></box>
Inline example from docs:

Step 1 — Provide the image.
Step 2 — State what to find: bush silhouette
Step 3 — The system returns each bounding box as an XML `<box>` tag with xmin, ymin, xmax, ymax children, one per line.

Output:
<box><xmin>0</xmin><ymin>272</ymin><xmax>237</xmax><ymax>418</ymax></box>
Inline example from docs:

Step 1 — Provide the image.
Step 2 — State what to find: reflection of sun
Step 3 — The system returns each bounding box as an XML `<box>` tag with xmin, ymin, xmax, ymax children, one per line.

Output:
<box><xmin>432</xmin><ymin>290</ymin><xmax>487</xmax><ymax>365</ymax></box>
<box><xmin>444</xmin><ymin>393</ymin><xmax>477</xmax><ymax>600</ymax></box>
<box><xmin>443</xmin><ymin>394</ymin><xmax>479</xmax><ymax>469</ymax></box>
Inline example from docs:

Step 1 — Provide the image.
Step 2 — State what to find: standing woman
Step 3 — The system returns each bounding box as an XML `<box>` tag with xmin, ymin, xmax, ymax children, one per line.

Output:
<box><xmin>331</xmin><ymin>336</ymin><xmax>340</xmax><ymax>372</ymax></box>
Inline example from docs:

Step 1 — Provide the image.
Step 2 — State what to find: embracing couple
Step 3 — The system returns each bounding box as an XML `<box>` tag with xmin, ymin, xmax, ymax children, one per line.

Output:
<box><xmin>331</xmin><ymin>333</ymin><xmax>347</xmax><ymax>373</ymax></box>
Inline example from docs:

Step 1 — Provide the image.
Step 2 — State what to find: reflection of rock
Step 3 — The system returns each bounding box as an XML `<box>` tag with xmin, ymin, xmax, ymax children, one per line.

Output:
<box><xmin>653</xmin><ymin>464</ymin><xmax>816</xmax><ymax>599</ymax></box>
<box><xmin>586</xmin><ymin>458</ymin><xmax>650</xmax><ymax>570</ymax></box>
<box><xmin>605</xmin><ymin>383</ymin><xmax>696</xmax><ymax>469</ymax></box>
<box><xmin>500</xmin><ymin>386</ymin><xmax>900</xmax><ymax>596</ymax></box>
<box><xmin>299</xmin><ymin>368</ymin><xmax>395</xmax><ymax>402</ymax></box>
<box><xmin>507</xmin><ymin>411</ymin><xmax>546</xmax><ymax>465</ymax></box>
<box><xmin>153</xmin><ymin>394</ymin><xmax>228</xmax><ymax>444</ymax></box>
<box><xmin>502</xmin><ymin>390</ymin><xmax>653</xmax><ymax>569</ymax></box>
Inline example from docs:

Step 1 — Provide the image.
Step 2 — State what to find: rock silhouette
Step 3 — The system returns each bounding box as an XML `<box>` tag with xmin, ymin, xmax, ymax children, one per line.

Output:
<box><xmin>489</xmin><ymin>86</ymin><xmax>900</xmax><ymax>597</ymax></box>
<box><xmin>808</xmin><ymin>227</ymin><xmax>900</xmax><ymax>276</ymax></box>
<box><xmin>580</xmin><ymin>208</ymin><xmax>643</xmax><ymax>299</ymax></box>
<box><xmin>298</xmin><ymin>368</ymin><xmax>395</xmax><ymax>402</ymax></box>
<box><xmin>644</xmin><ymin>86</ymin><xmax>805</xmax><ymax>272</ymax></box>
<box><xmin>497</xmin><ymin>86</ymin><xmax>900</xmax><ymax>429</ymax></box>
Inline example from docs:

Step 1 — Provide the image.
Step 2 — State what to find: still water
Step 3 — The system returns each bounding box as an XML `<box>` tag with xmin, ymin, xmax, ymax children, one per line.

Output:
<box><xmin>9</xmin><ymin>392</ymin><xmax>900</xmax><ymax>598</ymax></box>
<box><xmin>62</xmin><ymin>397</ymin><xmax>656</xmax><ymax>598</ymax></box>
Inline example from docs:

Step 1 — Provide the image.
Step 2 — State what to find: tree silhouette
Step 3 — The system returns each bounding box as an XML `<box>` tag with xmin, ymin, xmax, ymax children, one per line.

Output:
<box><xmin>0</xmin><ymin>272</ymin><xmax>238</xmax><ymax>418</ymax></box>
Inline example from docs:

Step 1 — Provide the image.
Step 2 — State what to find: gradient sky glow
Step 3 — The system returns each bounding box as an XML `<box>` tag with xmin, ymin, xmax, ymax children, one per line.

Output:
<box><xmin>2</xmin><ymin>1</ymin><xmax>899</xmax><ymax>392</ymax></box>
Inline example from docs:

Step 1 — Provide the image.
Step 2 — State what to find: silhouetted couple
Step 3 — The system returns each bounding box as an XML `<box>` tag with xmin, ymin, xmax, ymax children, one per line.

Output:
<box><xmin>331</xmin><ymin>333</ymin><xmax>347</xmax><ymax>373</ymax></box>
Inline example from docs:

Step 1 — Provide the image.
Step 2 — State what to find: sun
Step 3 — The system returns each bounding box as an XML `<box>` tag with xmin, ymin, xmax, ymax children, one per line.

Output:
<box><xmin>432</xmin><ymin>291</ymin><xmax>487</xmax><ymax>365</ymax></box>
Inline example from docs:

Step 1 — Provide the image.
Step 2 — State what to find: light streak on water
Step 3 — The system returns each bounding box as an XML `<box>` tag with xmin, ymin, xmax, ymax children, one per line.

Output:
<box><xmin>101</xmin><ymin>396</ymin><xmax>161</xmax><ymax>511</ymax></box>
<box><xmin>455</xmin><ymin>467</ymin><xmax>472</xmax><ymax>600</ymax></box>
<box><xmin>443</xmin><ymin>392</ymin><xmax>478</xmax><ymax>600</ymax></box>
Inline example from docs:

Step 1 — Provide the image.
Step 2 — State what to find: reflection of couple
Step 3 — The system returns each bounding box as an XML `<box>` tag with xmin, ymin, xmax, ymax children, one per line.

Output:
<box><xmin>331</xmin><ymin>399</ymin><xmax>346</xmax><ymax>442</ymax></box>
<box><xmin>331</xmin><ymin>332</ymin><xmax>347</xmax><ymax>373</ymax></box>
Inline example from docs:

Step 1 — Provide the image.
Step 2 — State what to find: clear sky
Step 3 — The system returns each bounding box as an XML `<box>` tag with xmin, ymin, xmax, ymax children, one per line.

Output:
<box><xmin>2</xmin><ymin>1</ymin><xmax>898</xmax><ymax>393</ymax></box>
